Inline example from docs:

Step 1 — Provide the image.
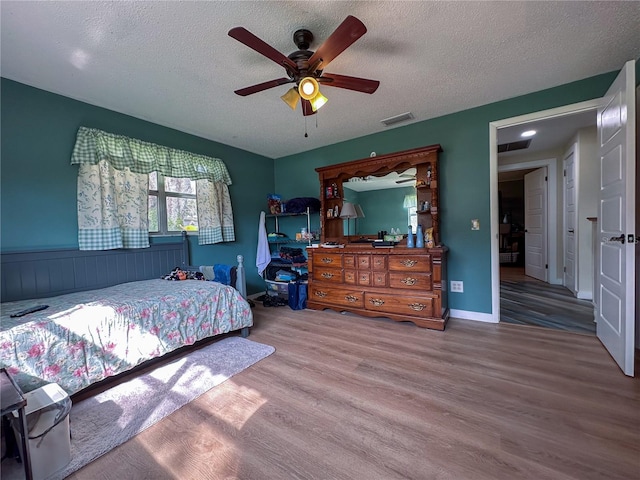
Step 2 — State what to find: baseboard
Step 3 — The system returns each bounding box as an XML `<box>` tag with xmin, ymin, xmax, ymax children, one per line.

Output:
<box><xmin>577</xmin><ymin>290</ymin><xmax>593</xmax><ymax>301</ymax></box>
<box><xmin>450</xmin><ymin>309</ymin><xmax>497</xmax><ymax>323</ymax></box>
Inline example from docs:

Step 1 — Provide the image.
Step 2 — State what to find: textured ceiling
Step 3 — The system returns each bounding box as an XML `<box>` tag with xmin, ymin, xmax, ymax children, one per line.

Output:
<box><xmin>1</xmin><ymin>1</ymin><xmax>639</xmax><ymax>159</ymax></box>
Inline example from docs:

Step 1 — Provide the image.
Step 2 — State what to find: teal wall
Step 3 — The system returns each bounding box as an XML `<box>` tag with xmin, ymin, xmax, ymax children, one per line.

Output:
<box><xmin>0</xmin><ymin>78</ymin><xmax>274</xmax><ymax>294</ymax></box>
<box><xmin>274</xmin><ymin>71</ymin><xmax>619</xmax><ymax>315</ymax></box>
<box><xmin>0</xmin><ymin>66</ymin><xmax>627</xmax><ymax>311</ymax></box>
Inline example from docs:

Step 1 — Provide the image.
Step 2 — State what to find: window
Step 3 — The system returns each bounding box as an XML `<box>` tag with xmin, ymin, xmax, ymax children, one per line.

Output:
<box><xmin>408</xmin><ymin>206</ymin><xmax>417</xmax><ymax>232</ymax></box>
<box><xmin>148</xmin><ymin>172</ymin><xmax>198</xmax><ymax>234</ymax></box>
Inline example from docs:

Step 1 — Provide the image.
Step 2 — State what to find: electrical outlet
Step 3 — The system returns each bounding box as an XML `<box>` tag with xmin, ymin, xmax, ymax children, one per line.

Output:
<box><xmin>450</xmin><ymin>281</ymin><xmax>464</xmax><ymax>293</ymax></box>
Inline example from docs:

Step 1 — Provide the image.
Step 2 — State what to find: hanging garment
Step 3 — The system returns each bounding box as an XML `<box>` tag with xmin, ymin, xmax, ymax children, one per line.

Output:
<box><xmin>256</xmin><ymin>211</ymin><xmax>271</xmax><ymax>277</ymax></box>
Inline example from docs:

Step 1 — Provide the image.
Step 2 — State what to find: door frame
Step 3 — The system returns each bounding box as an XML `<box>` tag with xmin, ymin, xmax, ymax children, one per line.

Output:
<box><xmin>489</xmin><ymin>99</ymin><xmax>601</xmax><ymax>322</ymax></box>
<box><xmin>498</xmin><ymin>159</ymin><xmax>559</xmax><ymax>284</ymax></box>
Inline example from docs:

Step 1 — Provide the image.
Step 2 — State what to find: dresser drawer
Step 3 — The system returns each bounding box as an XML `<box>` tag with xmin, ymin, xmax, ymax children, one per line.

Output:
<box><xmin>344</xmin><ymin>269</ymin><xmax>356</xmax><ymax>285</ymax></box>
<box><xmin>364</xmin><ymin>293</ymin><xmax>435</xmax><ymax>318</ymax></box>
<box><xmin>389</xmin><ymin>272</ymin><xmax>432</xmax><ymax>290</ymax></box>
<box><xmin>388</xmin><ymin>255</ymin><xmax>431</xmax><ymax>272</ymax></box>
<box><xmin>343</xmin><ymin>255</ymin><xmax>356</xmax><ymax>268</ymax></box>
<box><xmin>357</xmin><ymin>255</ymin><xmax>371</xmax><ymax>269</ymax></box>
<box><xmin>313</xmin><ymin>252</ymin><xmax>343</xmax><ymax>268</ymax></box>
<box><xmin>313</xmin><ymin>267</ymin><xmax>343</xmax><ymax>283</ymax></box>
<box><xmin>373</xmin><ymin>272</ymin><xmax>387</xmax><ymax>287</ymax></box>
<box><xmin>357</xmin><ymin>270</ymin><xmax>371</xmax><ymax>286</ymax></box>
<box><xmin>371</xmin><ymin>255</ymin><xmax>388</xmax><ymax>271</ymax></box>
<box><xmin>309</xmin><ymin>285</ymin><xmax>364</xmax><ymax>308</ymax></box>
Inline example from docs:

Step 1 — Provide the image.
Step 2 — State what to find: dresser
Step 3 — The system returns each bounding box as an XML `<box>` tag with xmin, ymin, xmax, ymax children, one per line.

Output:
<box><xmin>307</xmin><ymin>245</ymin><xmax>448</xmax><ymax>330</ymax></box>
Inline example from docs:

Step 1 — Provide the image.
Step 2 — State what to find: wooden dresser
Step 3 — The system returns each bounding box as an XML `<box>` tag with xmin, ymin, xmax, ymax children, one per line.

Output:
<box><xmin>309</xmin><ymin>144</ymin><xmax>448</xmax><ymax>330</ymax></box>
<box><xmin>307</xmin><ymin>245</ymin><xmax>448</xmax><ymax>330</ymax></box>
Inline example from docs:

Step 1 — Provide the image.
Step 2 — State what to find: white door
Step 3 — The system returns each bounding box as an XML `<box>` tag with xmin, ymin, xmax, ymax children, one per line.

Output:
<box><xmin>563</xmin><ymin>145</ymin><xmax>577</xmax><ymax>294</ymax></box>
<box><xmin>524</xmin><ymin>167</ymin><xmax>548</xmax><ymax>281</ymax></box>
<box><xmin>596</xmin><ymin>60</ymin><xmax>636</xmax><ymax>377</ymax></box>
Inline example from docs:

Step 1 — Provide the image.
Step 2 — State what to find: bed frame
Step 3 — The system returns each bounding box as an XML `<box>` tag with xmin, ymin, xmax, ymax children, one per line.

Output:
<box><xmin>1</xmin><ymin>232</ymin><xmax>247</xmax><ymax>304</ymax></box>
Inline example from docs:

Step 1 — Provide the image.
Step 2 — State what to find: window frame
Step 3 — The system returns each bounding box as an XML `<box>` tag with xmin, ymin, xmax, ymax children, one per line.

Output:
<box><xmin>148</xmin><ymin>172</ymin><xmax>198</xmax><ymax>236</ymax></box>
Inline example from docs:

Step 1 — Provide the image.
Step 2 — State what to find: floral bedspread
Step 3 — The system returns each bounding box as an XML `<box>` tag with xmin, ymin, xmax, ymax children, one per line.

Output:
<box><xmin>0</xmin><ymin>279</ymin><xmax>253</xmax><ymax>395</ymax></box>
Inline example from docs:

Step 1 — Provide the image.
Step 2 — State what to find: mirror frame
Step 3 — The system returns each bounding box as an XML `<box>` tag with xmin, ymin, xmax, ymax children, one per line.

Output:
<box><xmin>315</xmin><ymin>144</ymin><xmax>443</xmax><ymax>244</ymax></box>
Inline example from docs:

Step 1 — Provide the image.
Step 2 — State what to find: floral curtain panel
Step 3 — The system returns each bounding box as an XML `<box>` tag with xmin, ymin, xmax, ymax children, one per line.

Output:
<box><xmin>196</xmin><ymin>180</ymin><xmax>236</xmax><ymax>244</ymax></box>
<box><xmin>71</xmin><ymin>127</ymin><xmax>235</xmax><ymax>250</ymax></box>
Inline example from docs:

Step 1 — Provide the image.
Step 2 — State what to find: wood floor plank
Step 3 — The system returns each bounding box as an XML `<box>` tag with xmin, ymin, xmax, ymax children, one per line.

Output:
<box><xmin>67</xmin><ymin>305</ymin><xmax>639</xmax><ymax>480</ymax></box>
<box><xmin>500</xmin><ymin>266</ymin><xmax>596</xmax><ymax>334</ymax></box>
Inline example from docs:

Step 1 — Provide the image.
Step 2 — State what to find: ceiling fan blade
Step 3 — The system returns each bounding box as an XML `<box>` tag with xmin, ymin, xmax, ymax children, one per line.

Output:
<box><xmin>228</xmin><ymin>27</ymin><xmax>299</xmax><ymax>73</ymax></box>
<box><xmin>301</xmin><ymin>99</ymin><xmax>316</xmax><ymax>116</ymax></box>
<box><xmin>318</xmin><ymin>73</ymin><xmax>380</xmax><ymax>94</ymax></box>
<box><xmin>396</xmin><ymin>178</ymin><xmax>415</xmax><ymax>184</ymax></box>
<box><xmin>234</xmin><ymin>78</ymin><xmax>294</xmax><ymax>96</ymax></box>
<box><xmin>307</xmin><ymin>15</ymin><xmax>367</xmax><ymax>73</ymax></box>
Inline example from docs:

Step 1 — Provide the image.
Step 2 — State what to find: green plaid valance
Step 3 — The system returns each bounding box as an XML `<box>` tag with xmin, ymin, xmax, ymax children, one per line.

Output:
<box><xmin>71</xmin><ymin>126</ymin><xmax>232</xmax><ymax>185</ymax></box>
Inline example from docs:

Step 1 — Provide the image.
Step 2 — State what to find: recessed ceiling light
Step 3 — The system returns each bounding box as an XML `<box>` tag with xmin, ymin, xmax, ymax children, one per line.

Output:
<box><xmin>521</xmin><ymin>130</ymin><xmax>537</xmax><ymax>138</ymax></box>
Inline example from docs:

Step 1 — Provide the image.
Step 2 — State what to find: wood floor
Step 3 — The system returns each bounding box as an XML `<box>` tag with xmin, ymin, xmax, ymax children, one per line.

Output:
<box><xmin>67</xmin><ymin>305</ymin><xmax>639</xmax><ymax>480</ymax></box>
<box><xmin>500</xmin><ymin>266</ymin><xmax>596</xmax><ymax>334</ymax></box>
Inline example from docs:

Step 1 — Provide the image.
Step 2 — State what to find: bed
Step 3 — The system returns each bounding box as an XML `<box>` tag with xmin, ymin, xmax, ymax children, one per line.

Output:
<box><xmin>0</xmin><ymin>234</ymin><xmax>253</xmax><ymax>395</ymax></box>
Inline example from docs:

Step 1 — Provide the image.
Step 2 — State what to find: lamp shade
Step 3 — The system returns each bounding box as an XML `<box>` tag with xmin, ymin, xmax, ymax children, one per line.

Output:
<box><xmin>281</xmin><ymin>88</ymin><xmax>300</xmax><ymax>110</ymax></box>
<box><xmin>340</xmin><ymin>201</ymin><xmax>358</xmax><ymax>219</ymax></box>
<box><xmin>310</xmin><ymin>91</ymin><xmax>328</xmax><ymax>111</ymax></box>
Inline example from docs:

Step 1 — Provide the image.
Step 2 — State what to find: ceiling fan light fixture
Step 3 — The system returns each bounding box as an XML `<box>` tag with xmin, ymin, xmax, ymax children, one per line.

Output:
<box><xmin>310</xmin><ymin>91</ymin><xmax>328</xmax><ymax>112</ymax></box>
<box><xmin>280</xmin><ymin>88</ymin><xmax>300</xmax><ymax>110</ymax></box>
<box><xmin>298</xmin><ymin>77</ymin><xmax>319</xmax><ymax>100</ymax></box>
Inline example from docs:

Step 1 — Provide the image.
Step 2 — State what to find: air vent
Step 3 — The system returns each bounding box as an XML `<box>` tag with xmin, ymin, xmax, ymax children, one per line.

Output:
<box><xmin>498</xmin><ymin>139</ymin><xmax>531</xmax><ymax>153</ymax></box>
<box><xmin>380</xmin><ymin>112</ymin><xmax>414</xmax><ymax>127</ymax></box>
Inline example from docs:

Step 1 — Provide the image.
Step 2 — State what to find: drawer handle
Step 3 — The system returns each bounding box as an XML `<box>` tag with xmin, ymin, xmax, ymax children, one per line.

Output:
<box><xmin>321</xmin><ymin>257</ymin><xmax>334</xmax><ymax>264</ymax></box>
<box><xmin>361</xmin><ymin>275</ymin><xmax>367</xmax><ymax>280</ymax></box>
<box><xmin>400</xmin><ymin>259</ymin><xmax>418</xmax><ymax>267</ymax></box>
<box><xmin>408</xmin><ymin>303</ymin><xmax>426</xmax><ymax>311</ymax></box>
<box><xmin>369</xmin><ymin>298</ymin><xmax>385</xmax><ymax>306</ymax></box>
<box><xmin>374</xmin><ymin>259</ymin><xmax>384</xmax><ymax>266</ymax></box>
<box><xmin>321</xmin><ymin>272</ymin><xmax>334</xmax><ymax>279</ymax></box>
<box><xmin>401</xmin><ymin>277</ymin><xmax>417</xmax><ymax>286</ymax></box>
<box><xmin>345</xmin><ymin>294</ymin><xmax>358</xmax><ymax>303</ymax></box>
<box><xmin>315</xmin><ymin>290</ymin><xmax>327</xmax><ymax>298</ymax></box>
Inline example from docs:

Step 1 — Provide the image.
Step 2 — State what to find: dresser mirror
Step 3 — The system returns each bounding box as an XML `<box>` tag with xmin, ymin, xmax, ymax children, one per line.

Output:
<box><xmin>341</xmin><ymin>168</ymin><xmax>417</xmax><ymax>238</ymax></box>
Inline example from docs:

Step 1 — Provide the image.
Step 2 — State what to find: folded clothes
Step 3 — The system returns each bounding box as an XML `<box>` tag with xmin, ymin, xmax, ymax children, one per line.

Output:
<box><xmin>161</xmin><ymin>267</ymin><xmax>205</xmax><ymax>281</ymax></box>
<box><xmin>214</xmin><ymin>264</ymin><xmax>232</xmax><ymax>285</ymax></box>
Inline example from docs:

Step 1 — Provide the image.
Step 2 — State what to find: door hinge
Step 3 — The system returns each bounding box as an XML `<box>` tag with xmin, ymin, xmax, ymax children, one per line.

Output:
<box><xmin>545</xmin><ymin>176</ymin><xmax>548</xmax><ymax>181</ymax></box>
<box><xmin>563</xmin><ymin>169</ymin><xmax>566</xmax><ymax>177</ymax></box>
<box><xmin>546</xmin><ymin>264</ymin><xmax>548</xmax><ymax>269</ymax></box>
<box><xmin>563</xmin><ymin>266</ymin><xmax>565</xmax><ymax>272</ymax></box>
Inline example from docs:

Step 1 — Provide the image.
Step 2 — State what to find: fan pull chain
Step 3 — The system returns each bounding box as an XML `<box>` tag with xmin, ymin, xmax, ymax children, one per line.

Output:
<box><xmin>304</xmin><ymin>116</ymin><xmax>308</xmax><ymax>137</ymax></box>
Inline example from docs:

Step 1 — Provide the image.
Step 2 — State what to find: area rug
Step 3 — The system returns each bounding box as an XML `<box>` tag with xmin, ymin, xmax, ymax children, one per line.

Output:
<box><xmin>2</xmin><ymin>336</ymin><xmax>275</xmax><ymax>480</ymax></box>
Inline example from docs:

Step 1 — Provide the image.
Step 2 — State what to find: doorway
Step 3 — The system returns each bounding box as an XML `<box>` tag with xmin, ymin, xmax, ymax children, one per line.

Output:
<box><xmin>497</xmin><ymin>157</ymin><xmax>596</xmax><ymax>334</ymax></box>
<box><xmin>493</xmin><ymin>106</ymin><xmax>598</xmax><ymax>334</ymax></box>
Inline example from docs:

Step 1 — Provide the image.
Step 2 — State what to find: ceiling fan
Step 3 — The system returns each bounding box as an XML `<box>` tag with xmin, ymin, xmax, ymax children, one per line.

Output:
<box><xmin>396</xmin><ymin>173</ymin><xmax>416</xmax><ymax>184</ymax></box>
<box><xmin>228</xmin><ymin>15</ymin><xmax>380</xmax><ymax>116</ymax></box>
<box><xmin>395</xmin><ymin>168</ymin><xmax>418</xmax><ymax>184</ymax></box>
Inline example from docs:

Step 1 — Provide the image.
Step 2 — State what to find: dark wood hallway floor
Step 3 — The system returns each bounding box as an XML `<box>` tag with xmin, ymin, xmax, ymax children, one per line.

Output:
<box><xmin>500</xmin><ymin>266</ymin><xmax>596</xmax><ymax>335</ymax></box>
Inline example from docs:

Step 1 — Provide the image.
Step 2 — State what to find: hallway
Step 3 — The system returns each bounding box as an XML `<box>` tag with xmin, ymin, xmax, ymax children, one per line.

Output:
<box><xmin>500</xmin><ymin>266</ymin><xmax>596</xmax><ymax>334</ymax></box>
